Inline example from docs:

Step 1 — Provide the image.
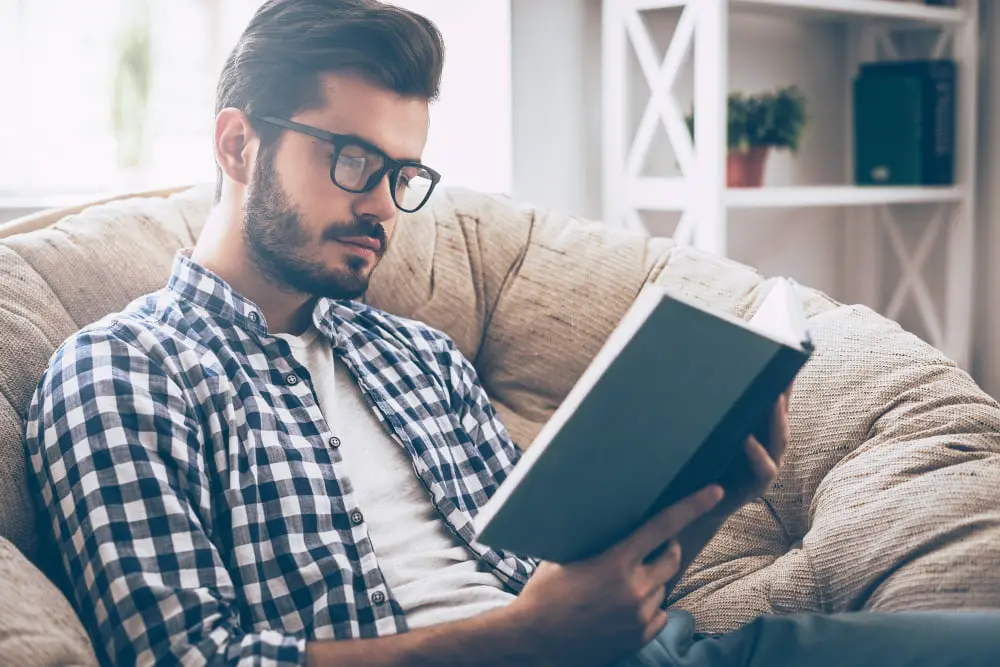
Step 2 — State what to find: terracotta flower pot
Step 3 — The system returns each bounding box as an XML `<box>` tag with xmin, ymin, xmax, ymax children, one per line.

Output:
<box><xmin>727</xmin><ymin>145</ymin><xmax>770</xmax><ymax>188</ymax></box>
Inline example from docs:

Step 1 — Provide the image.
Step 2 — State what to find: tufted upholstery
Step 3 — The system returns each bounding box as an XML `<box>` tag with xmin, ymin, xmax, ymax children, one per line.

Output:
<box><xmin>1</xmin><ymin>185</ymin><xmax>998</xmax><ymax>665</ymax></box>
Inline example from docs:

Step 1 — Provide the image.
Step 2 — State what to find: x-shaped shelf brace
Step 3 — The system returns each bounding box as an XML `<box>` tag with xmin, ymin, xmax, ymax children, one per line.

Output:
<box><xmin>621</xmin><ymin>2</ymin><xmax>699</xmax><ymax>236</ymax></box>
<box><xmin>880</xmin><ymin>204</ymin><xmax>951</xmax><ymax>352</ymax></box>
<box><xmin>868</xmin><ymin>26</ymin><xmax>956</xmax><ymax>353</ymax></box>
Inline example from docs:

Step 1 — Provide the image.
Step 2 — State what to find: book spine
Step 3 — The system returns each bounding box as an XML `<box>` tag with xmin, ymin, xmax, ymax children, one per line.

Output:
<box><xmin>857</xmin><ymin>60</ymin><xmax>956</xmax><ymax>186</ymax></box>
<box><xmin>926</xmin><ymin>63</ymin><xmax>956</xmax><ymax>185</ymax></box>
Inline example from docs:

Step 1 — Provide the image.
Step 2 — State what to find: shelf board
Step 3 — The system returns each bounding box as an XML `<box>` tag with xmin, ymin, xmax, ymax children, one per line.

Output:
<box><xmin>630</xmin><ymin>0</ymin><xmax>968</xmax><ymax>27</ymax></box>
<box><xmin>727</xmin><ymin>184</ymin><xmax>965</xmax><ymax>208</ymax></box>
<box><xmin>628</xmin><ymin>179</ymin><xmax>965</xmax><ymax>210</ymax></box>
<box><xmin>734</xmin><ymin>0</ymin><xmax>967</xmax><ymax>26</ymax></box>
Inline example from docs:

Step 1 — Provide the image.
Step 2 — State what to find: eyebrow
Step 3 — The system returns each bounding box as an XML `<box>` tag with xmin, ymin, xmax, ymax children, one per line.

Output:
<box><xmin>330</xmin><ymin>131</ymin><xmax>423</xmax><ymax>164</ymax></box>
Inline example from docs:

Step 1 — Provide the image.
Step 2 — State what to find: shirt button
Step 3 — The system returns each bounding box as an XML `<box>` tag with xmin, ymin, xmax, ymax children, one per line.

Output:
<box><xmin>285</xmin><ymin>373</ymin><xmax>299</xmax><ymax>386</ymax></box>
<box><xmin>350</xmin><ymin>510</ymin><xmax>364</xmax><ymax>525</ymax></box>
<box><xmin>371</xmin><ymin>591</ymin><xmax>386</xmax><ymax>606</ymax></box>
<box><xmin>247</xmin><ymin>311</ymin><xmax>259</xmax><ymax>323</ymax></box>
<box><xmin>328</xmin><ymin>436</ymin><xmax>341</xmax><ymax>448</ymax></box>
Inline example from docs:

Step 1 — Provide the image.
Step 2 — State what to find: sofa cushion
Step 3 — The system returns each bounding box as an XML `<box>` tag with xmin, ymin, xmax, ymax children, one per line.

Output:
<box><xmin>1</xmin><ymin>185</ymin><xmax>998</xmax><ymax>638</ymax></box>
<box><xmin>0</xmin><ymin>536</ymin><xmax>98</xmax><ymax>666</ymax></box>
<box><xmin>0</xmin><ymin>248</ymin><xmax>80</xmax><ymax>556</ymax></box>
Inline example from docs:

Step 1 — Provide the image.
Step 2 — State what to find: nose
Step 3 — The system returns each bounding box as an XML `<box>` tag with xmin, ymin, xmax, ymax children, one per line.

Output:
<box><xmin>353</xmin><ymin>171</ymin><xmax>397</xmax><ymax>224</ymax></box>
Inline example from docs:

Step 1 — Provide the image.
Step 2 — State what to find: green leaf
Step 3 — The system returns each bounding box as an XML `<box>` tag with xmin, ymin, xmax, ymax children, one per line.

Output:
<box><xmin>686</xmin><ymin>84</ymin><xmax>807</xmax><ymax>153</ymax></box>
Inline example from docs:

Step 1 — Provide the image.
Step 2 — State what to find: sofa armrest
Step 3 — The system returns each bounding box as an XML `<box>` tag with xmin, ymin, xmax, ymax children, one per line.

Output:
<box><xmin>800</xmin><ymin>308</ymin><xmax>1000</xmax><ymax>613</ymax></box>
<box><xmin>667</xmin><ymin>303</ymin><xmax>1000</xmax><ymax>631</ymax></box>
<box><xmin>0</xmin><ymin>537</ymin><xmax>98</xmax><ymax>667</ymax></box>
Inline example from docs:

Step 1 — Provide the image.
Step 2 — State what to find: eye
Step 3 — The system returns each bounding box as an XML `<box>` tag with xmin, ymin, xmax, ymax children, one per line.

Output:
<box><xmin>397</xmin><ymin>165</ymin><xmax>426</xmax><ymax>190</ymax></box>
<box><xmin>335</xmin><ymin>154</ymin><xmax>368</xmax><ymax>187</ymax></box>
<box><xmin>394</xmin><ymin>166</ymin><xmax>436</xmax><ymax>209</ymax></box>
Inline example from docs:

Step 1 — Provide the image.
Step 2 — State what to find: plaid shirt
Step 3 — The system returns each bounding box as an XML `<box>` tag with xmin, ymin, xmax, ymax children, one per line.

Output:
<box><xmin>25</xmin><ymin>252</ymin><xmax>536</xmax><ymax>666</ymax></box>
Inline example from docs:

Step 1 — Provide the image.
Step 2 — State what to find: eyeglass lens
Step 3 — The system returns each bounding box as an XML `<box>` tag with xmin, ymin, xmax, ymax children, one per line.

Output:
<box><xmin>332</xmin><ymin>143</ymin><xmax>434</xmax><ymax>212</ymax></box>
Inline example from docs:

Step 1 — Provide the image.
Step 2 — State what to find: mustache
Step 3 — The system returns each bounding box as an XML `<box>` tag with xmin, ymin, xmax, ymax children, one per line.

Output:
<box><xmin>322</xmin><ymin>217</ymin><xmax>387</xmax><ymax>252</ymax></box>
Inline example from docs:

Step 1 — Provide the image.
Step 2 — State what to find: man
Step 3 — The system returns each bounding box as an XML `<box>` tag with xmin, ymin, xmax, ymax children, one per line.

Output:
<box><xmin>24</xmin><ymin>1</ymin><xmax>1000</xmax><ymax>666</ymax></box>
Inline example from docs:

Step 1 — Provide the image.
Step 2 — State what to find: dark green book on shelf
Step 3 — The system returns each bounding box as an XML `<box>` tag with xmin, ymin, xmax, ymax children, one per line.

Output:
<box><xmin>853</xmin><ymin>59</ymin><xmax>956</xmax><ymax>186</ymax></box>
<box><xmin>472</xmin><ymin>279</ymin><xmax>814</xmax><ymax>564</ymax></box>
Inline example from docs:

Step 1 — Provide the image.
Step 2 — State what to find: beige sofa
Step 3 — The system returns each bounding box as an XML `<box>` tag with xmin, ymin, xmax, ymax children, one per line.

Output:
<box><xmin>1</xmin><ymin>186</ymin><xmax>998</xmax><ymax>665</ymax></box>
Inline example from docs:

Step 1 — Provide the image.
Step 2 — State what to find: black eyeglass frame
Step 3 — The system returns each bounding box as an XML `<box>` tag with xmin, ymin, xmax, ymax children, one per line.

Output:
<box><xmin>252</xmin><ymin>115</ymin><xmax>441</xmax><ymax>213</ymax></box>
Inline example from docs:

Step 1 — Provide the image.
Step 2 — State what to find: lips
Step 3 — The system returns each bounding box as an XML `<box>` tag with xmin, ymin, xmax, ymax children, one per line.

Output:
<box><xmin>336</xmin><ymin>236</ymin><xmax>383</xmax><ymax>253</ymax></box>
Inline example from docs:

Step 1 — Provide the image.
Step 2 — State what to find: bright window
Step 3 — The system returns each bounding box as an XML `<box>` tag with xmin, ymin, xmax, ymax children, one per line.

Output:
<box><xmin>0</xmin><ymin>0</ymin><xmax>511</xmax><ymax>199</ymax></box>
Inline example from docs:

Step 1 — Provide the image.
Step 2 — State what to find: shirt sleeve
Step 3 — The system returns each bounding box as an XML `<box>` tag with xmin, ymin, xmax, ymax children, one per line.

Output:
<box><xmin>439</xmin><ymin>335</ymin><xmax>524</xmax><ymax>484</ymax></box>
<box><xmin>24</xmin><ymin>325</ymin><xmax>307</xmax><ymax>667</ymax></box>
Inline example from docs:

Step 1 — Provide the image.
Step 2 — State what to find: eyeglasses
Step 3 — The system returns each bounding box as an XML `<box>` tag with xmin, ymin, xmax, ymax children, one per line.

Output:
<box><xmin>253</xmin><ymin>115</ymin><xmax>441</xmax><ymax>213</ymax></box>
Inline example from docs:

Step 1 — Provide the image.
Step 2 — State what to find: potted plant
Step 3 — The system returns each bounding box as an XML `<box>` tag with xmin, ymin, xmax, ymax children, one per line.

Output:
<box><xmin>686</xmin><ymin>85</ymin><xmax>807</xmax><ymax>188</ymax></box>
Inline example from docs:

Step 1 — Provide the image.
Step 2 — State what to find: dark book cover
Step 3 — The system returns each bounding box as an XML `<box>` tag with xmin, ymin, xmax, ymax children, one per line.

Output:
<box><xmin>854</xmin><ymin>74</ymin><xmax>923</xmax><ymax>185</ymax></box>
<box><xmin>854</xmin><ymin>60</ymin><xmax>956</xmax><ymax>185</ymax></box>
<box><xmin>473</xmin><ymin>280</ymin><xmax>813</xmax><ymax>563</ymax></box>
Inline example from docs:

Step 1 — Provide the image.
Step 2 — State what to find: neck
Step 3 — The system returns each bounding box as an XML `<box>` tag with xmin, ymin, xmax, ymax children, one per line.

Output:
<box><xmin>191</xmin><ymin>197</ymin><xmax>315</xmax><ymax>336</ymax></box>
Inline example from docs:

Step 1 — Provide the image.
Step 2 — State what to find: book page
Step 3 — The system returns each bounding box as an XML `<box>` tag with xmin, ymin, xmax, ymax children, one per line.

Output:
<box><xmin>749</xmin><ymin>278</ymin><xmax>809</xmax><ymax>349</ymax></box>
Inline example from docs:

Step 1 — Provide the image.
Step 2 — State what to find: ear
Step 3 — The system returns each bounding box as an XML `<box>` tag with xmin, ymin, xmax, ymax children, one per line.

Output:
<box><xmin>214</xmin><ymin>108</ymin><xmax>258</xmax><ymax>189</ymax></box>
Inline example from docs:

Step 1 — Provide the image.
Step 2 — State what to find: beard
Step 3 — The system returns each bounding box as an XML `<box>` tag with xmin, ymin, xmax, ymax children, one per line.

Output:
<box><xmin>242</xmin><ymin>147</ymin><xmax>387</xmax><ymax>300</ymax></box>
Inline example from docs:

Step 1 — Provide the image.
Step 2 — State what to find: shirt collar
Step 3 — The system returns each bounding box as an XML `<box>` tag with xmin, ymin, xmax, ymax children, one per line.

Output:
<box><xmin>167</xmin><ymin>250</ymin><xmax>278</xmax><ymax>338</ymax></box>
<box><xmin>167</xmin><ymin>250</ymin><xmax>355</xmax><ymax>344</ymax></box>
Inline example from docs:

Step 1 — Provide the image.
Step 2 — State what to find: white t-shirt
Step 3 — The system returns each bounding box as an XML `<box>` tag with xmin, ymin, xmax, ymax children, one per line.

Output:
<box><xmin>274</xmin><ymin>326</ymin><xmax>515</xmax><ymax>629</ymax></box>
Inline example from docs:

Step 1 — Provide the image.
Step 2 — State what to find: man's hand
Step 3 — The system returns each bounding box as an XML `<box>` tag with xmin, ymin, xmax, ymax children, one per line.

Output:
<box><xmin>506</xmin><ymin>485</ymin><xmax>725</xmax><ymax>667</ymax></box>
<box><xmin>714</xmin><ymin>391</ymin><xmax>792</xmax><ymax>517</ymax></box>
<box><xmin>656</xmin><ymin>391</ymin><xmax>792</xmax><ymax>602</ymax></box>
<box><xmin>502</xmin><ymin>392</ymin><xmax>793</xmax><ymax>667</ymax></box>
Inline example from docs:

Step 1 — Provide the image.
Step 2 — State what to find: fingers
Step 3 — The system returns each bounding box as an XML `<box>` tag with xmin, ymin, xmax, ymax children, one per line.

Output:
<box><xmin>641</xmin><ymin>610</ymin><xmax>670</xmax><ymax>646</ymax></box>
<box><xmin>744</xmin><ymin>436</ymin><xmax>779</xmax><ymax>490</ymax></box>
<box><xmin>766</xmin><ymin>393</ymin><xmax>791</xmax><ymax>464</ymax></box>
<box><xmin>742</xmin><ymin>395</ymin><xmax>789</xmax><ymax>498</ymax></box>
<box><xmin>625</xmin><ymin>486</ymin><xmax>723</xmax><ymax>562</ymax></box>
<box><xmin>644</xmin><ymin>539</ymin><xmax>683</xmax><ymax>586</ymax></box>
<box><xmin>639</xmin><ymin>578</ymin><xmax>668</xmax><ymax>618</ymax></box>
<box><xmin>783</xmin><ymin>380</ymin><xmax>795</xmax><ymax>401</ymax></box>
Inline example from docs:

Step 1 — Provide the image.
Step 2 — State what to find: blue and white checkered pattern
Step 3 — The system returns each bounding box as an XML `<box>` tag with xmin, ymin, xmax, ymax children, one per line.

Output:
<box><xmin>25</xmin><ymin>252</ymin><xmax>536</xmax><ymax>666</ymax></box>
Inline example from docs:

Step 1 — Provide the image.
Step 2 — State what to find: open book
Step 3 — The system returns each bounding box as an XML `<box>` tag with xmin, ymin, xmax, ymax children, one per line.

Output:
<box><xmin>473</xmin><ymin>278</ymin><xmax>814</xmax><ymax>563</ymax></box>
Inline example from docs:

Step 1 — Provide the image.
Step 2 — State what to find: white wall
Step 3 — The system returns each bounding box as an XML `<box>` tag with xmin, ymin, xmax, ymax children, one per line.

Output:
<box><xmin>511</xmin><ymin>0</ymin><xmax>603</xmax><ymax>217</ymax></box>
<box><xmin>511</xmin><ymin>1</ymin><xmax>848</xmax><ymax>299</ymax></box>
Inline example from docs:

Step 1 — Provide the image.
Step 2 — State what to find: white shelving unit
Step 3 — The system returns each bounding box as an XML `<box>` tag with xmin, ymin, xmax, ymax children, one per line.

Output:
<box><xmin>602</xmin><ymin>0</ymin><xmax>979</xmax><ymax>368</ymax></box>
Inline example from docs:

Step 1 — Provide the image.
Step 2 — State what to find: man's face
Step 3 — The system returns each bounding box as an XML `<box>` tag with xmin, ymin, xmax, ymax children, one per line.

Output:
<box><xmin>244</xmin><ymin>73</ymin><xmax>430</xmax><ymax>299</ymax></box>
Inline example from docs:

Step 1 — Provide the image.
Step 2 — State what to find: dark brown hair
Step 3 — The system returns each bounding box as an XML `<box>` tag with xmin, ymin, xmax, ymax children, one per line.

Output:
<box><xmin>214</xmin><ymin>0</ymin><xmax>445</xmax><ymax>200</ymax></box>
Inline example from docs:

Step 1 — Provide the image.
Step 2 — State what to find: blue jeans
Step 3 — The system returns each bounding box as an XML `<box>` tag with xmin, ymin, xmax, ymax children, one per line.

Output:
<box><xmin>618</xmin><ymin>609</ymin><xmax>1000</xmax><ymax>667</ymax></box>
